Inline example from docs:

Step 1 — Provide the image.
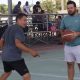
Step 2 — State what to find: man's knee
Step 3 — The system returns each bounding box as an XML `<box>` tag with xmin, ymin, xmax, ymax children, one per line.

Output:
<box><xmin>67</xmin><ymin>62</ymin><xmax>74</xmax><ymax>65</ymax></box>
<box><xmin>67</xmin><ymin>62</ymin><xmax>74</xmax><ymax>68</ymax></box>
<box><xmin>23</xmin><ymin>73</ymin><xmax>31</xmax><ymax>80</ymax></box>
<box><xmin>0</xmin><ymin>72</ymin><xmax>11</xmax><ymax>80</ymax></box>
<box><xmin>77</xmin><ymin>63</ymin><xmax>80</xmax><ymax>69</ymax></box>
<box><xmin>1</xmin><ymin>72</ymin><xmax>11</xmax><ymax>76</ymax></box>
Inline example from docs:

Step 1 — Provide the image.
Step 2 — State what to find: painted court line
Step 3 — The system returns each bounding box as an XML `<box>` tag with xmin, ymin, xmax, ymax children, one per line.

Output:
<box><xmin>0</xmin><ymin>69</ymin><xmax>79</xmax><ymax>80</ymax></box>
<box><xmin>31</xmin><ymin>73</ymin><xmax>80</xmax><ymax>80</ymax></box>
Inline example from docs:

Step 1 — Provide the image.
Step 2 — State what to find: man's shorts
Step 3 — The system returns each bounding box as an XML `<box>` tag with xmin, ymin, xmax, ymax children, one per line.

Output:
<box><xmin>64</xmin><ymin>45</ymin><xmax>80</xmax><ymax>63</ymax></box>
<box><xmin>2</xmin><ymin>59</ymin><xmax>29</xmax><ymax>76</ymax></box>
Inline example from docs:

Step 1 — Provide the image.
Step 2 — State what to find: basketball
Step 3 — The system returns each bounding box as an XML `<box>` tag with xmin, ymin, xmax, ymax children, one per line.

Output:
<box><xmin>61</xmin><ymin>30</ymin><xmax>75</xmax><ymax>42</ymax></box>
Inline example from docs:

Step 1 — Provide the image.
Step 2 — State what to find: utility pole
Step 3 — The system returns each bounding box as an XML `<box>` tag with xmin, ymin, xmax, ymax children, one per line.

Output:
<box><xmin>8</xmin><ymin>0</ymin><xmax>12</xmax><ymax>25</ymax></box>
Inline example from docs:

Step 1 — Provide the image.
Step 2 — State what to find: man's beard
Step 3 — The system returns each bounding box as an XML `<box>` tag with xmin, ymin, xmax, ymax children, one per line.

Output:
<box><xmin>68</xmin><ymin>11</ymin><xmax>76</xmax><ymax>16</ymax></box>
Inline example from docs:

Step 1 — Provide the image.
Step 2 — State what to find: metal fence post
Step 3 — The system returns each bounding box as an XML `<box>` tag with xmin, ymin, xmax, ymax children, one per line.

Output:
<box><xmin>8</xmin><ymin>0</ymin><xmax>12</xmax><ymax>25</ymax></box>
<box><xmin>46</xmin><ymin>14</ymin><xmax>49</xmax><ymax>31</ymax></box>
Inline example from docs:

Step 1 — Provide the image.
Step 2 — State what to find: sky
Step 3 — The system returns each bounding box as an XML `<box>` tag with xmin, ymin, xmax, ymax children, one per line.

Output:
<box><xmin>0</xmin><ymin>0</ymin><xmax>80</xmax><ymax>6</ymax></box>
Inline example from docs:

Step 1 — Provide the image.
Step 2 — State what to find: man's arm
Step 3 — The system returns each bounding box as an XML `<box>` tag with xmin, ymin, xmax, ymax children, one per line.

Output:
<box><xmin>60</xmin><ymin>30</ymin><xmax>64</xmax><ymax>35</ymax></box>
<box><xmin>15</xmin><ymin>39</ymin><xmax>39</xmax><ymax>57</ymax></box>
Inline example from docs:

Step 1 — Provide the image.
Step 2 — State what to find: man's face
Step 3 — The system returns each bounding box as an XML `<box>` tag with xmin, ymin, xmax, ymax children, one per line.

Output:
<box><xmin>17</xmin><ymin>16</ymin><xmax>27</xmax><ymax>28</ymax></box>
<box><xmin>18</xmin><ymin>3</ymin><xmax>21</xmax><ymax>6</ymax></box>
<box><xmin>67</xmin><ymin>4</ymin><xmax>76</xmax><ymax>16</ymax></box>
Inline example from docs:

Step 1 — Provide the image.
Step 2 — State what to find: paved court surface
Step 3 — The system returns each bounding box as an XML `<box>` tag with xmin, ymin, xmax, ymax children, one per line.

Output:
<box><xmin>0</xmin><ymin>45</ymin><xmax>79</xmax><ymax>80</ymax></box>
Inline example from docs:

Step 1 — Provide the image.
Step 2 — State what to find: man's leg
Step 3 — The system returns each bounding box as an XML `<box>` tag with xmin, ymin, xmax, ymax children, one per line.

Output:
<box><xmin>0</xmin><ymin>72</ymin><xmax>12</xmax><ymax>80</ymax></box>
<box><xmin>64</xmin><ymin>46</ymin><xmax>75</xmax><ymax>80</ymax></box>
<box><xmin>67</xmin><ymin>62</ymin><xmax>74</xmax><ymax>80</ymax></box>
<box><xmin>13</xmin><ymin>59</ymin><xmax>30</xmax><ymax>80</ymax></box>
<box><xmin>78</xmin><ymin>63</ymin><xmax>80</xmax><ymax>74</ymax></box>
<box><xmin>23</xmin><ymin>73</ymin><xmax>31</xmax><ymax>80</ymax></box>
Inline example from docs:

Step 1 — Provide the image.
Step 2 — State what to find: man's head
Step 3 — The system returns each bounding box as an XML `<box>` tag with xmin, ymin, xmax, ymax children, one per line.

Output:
<box><xmin>67</xmin><ymin>1</ymin><xmax>77</xmax><ymax>16</ymax></box>
<box><xmin>16</xmin><ymin>13</ymin><xmax>27</xmax><ymax>28</ymax></box>
<box><xmin>26</xmin><ymin>1</ymin><xmax>28</xmax><ymax>6</ymax></box>
<box><xmin>18</xmin><ymin>1</ymin><xmax>21</xmax><ymax>6</ymax></box>
<box><xmin>36</xmin><ymin>1</ymin><xmax>40</xmax><ymax>5</ymax></box>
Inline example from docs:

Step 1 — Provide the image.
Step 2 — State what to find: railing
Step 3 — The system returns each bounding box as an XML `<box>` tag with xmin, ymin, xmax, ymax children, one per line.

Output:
<box><xmin>0</xmin><ymin>13</ymin><xmax>67</xmax><ymax>30</ymax></box>
<box><xmin>0</xmin><ymin>13</ymin><xmax>67</xmax><ymax>45</ymax></box>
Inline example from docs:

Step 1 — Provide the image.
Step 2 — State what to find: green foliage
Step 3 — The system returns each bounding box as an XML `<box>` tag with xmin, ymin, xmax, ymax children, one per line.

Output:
<box><xmin>64</xmin><ymin>0</ymin><xmax>67</xmax><ymax>10</ymax></box>
<box><xmin>0</xmin><ymin>0</ymin><xmax>67</xmax><ymax>14</ymax></box>
<box><xmin>41</xmin><ymin>0</ymin><xmax>56</xmax><ymax>13</ymax></box>
<box><xmin>56</xmin><ymin>0</ymin><xmax>61</xmax><ymax>10</ymax></box>
<box><xmin>41</xmin><ymin>0</ymin><xmax>67</xmax><ymax>13</ymax></box>
<box><xmin>0</xmin><ymin>4</ymin><xmax>8</xmax><ymax>14</ymax></box>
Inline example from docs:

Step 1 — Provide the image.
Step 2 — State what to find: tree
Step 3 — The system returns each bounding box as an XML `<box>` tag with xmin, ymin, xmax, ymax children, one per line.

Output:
<box><xmin>0</xmin><ymin>4</ymin><xmax>8</xmax><ymax>14</ymax></box>
<box><xmin>41</xmin><ymin>0</ymin><xmax>56</xmax><ymax>13</ymax></box>
<box><xmin>64</xmin><ymin>0</ymin><xmax>67</xmax><ymax>10</ymax></box>
<box><xmin>56</xmin><ymin>0</ymin><xmax>67</xmax><ymax>10</ymax></box>
<box><xmin>41</xmin><ymin>0</ymin><xmax>67</xmax><ymax>13</ymax></box>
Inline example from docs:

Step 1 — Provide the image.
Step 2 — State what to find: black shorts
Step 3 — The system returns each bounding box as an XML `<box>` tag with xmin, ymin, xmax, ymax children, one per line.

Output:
<box><xmin>3</xmin><ymin>59</ymin><xmax>29</xmax><ymax>76</ymax></box>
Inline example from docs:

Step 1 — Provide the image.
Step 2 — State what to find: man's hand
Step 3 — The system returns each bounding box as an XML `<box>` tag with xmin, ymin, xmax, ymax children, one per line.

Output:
<box><xmin>71</xmin><ymin>32</ymin><xmax>80</xmax><ymax>39</ymax></box>
<box><xmin>15</xmin><ymin>39</ymin><xmax>40</xmax><ymax>57</ymax></box>
<box><xmin>60</xmin><ymin>30</ymin><xmax>79</xmax><ymax>42</ymax></box>
<box><xmin>66</xmin><ymin>31</ymin><xmax>80</xmax><ymax>40</ymax></box>
<box><xmin>69</xmin><ymin>31</ymin><xmax>80</xmax><ymax>40</ymax></box>
<box><xmin>75</xmin><ymin>32</ymin><xmax>80</xmax><ymax>37</ymax></box>
<box><xmin>30</xmin><ymin>50</ymin><xmax>40</xmax><ymax>57</ymax></box>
